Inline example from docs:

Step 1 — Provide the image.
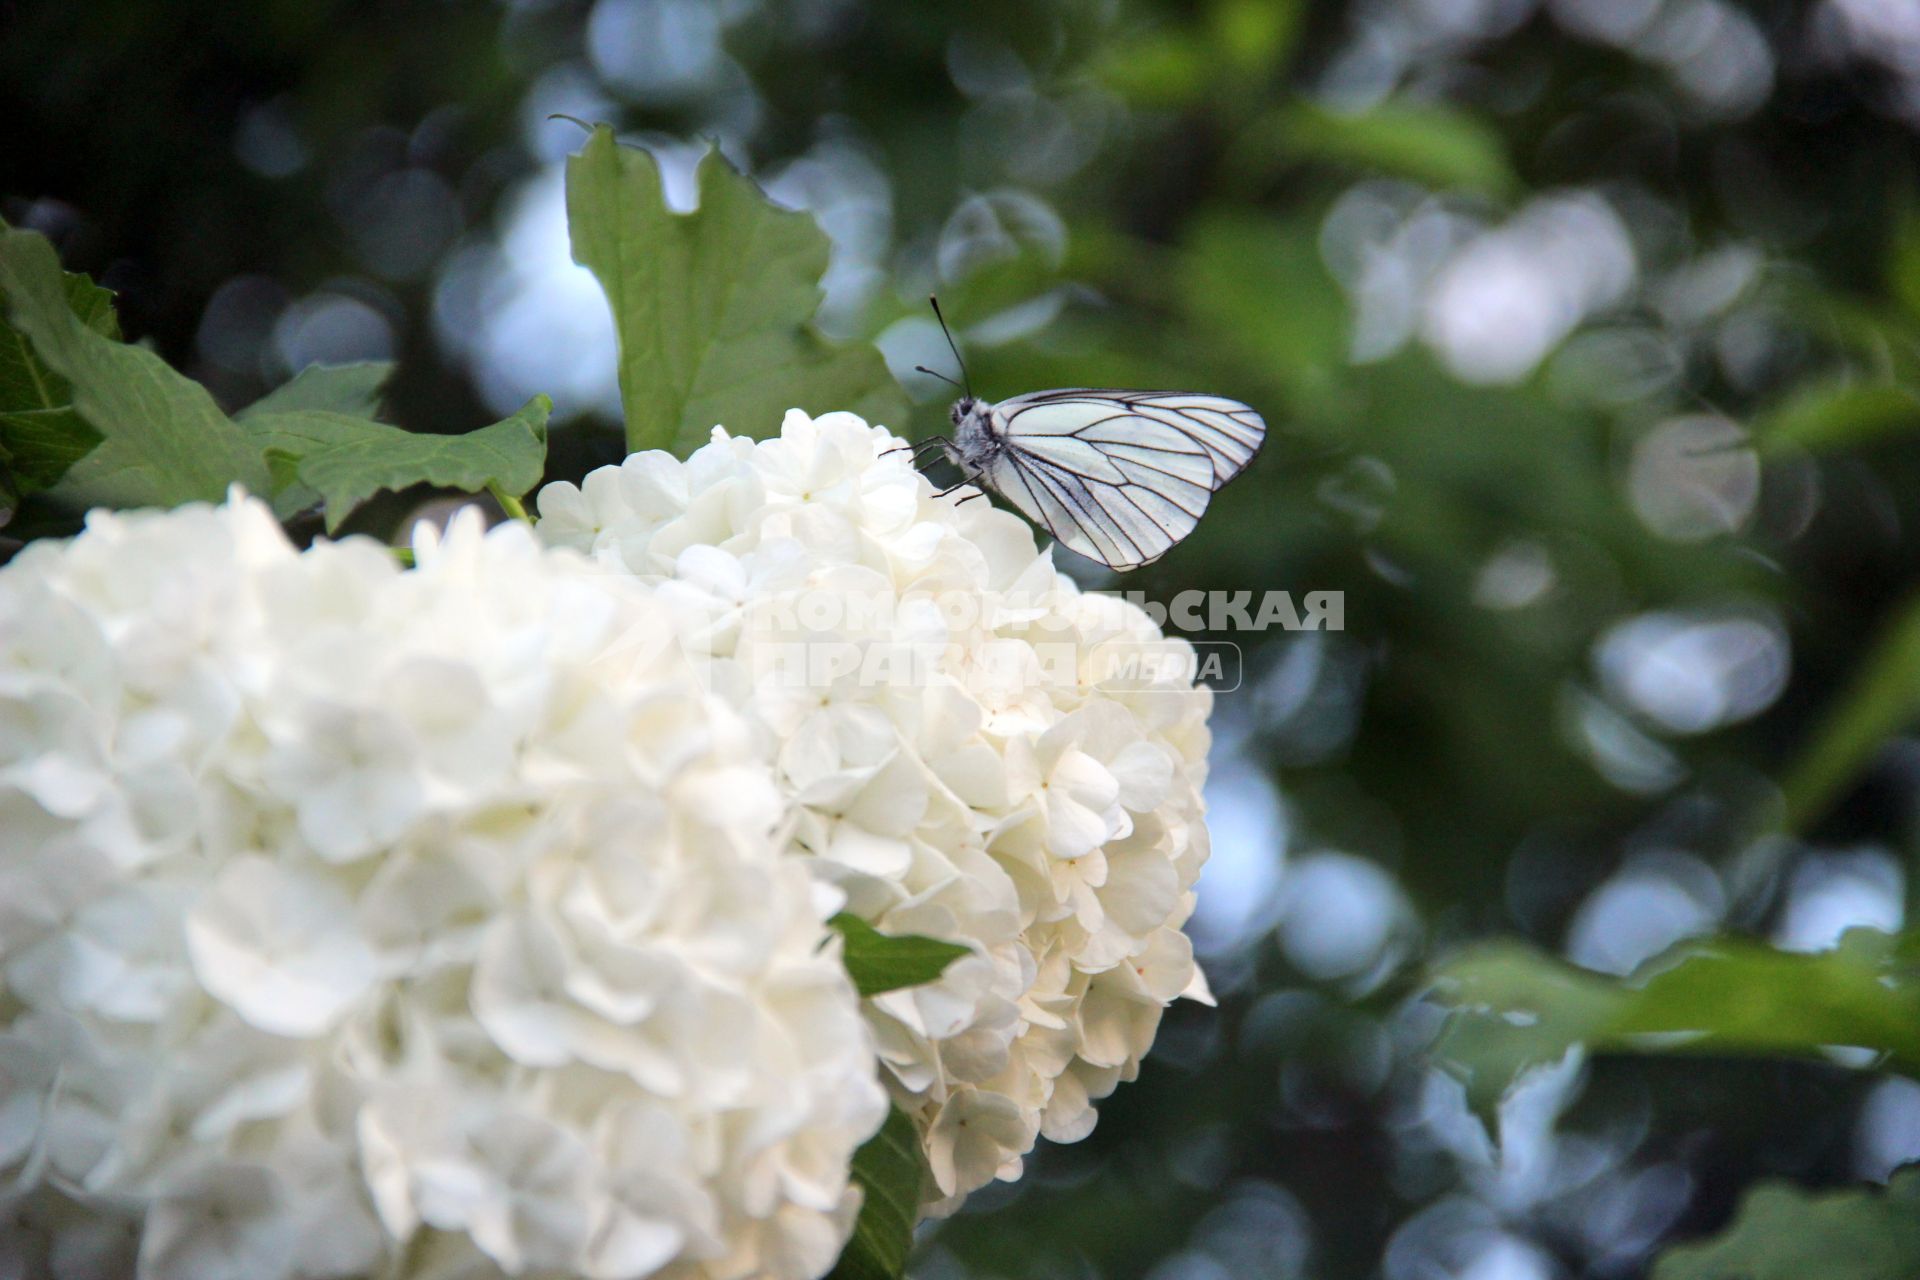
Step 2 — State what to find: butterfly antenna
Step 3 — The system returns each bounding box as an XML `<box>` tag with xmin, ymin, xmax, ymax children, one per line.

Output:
<box><xmin>928</xmin><ymin>296</ymin><xmax>973</xmax><ymax>399</ymax></box>
<box><xmin>914</xmin><ymin>365</ymin><xmax>963</xmax><ymax>390</ymax></box>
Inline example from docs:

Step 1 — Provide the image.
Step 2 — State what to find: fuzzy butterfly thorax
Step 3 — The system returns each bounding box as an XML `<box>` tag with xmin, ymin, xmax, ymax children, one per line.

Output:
<box><xmin>947</xmin><ymin>396</ymin><xmax>999</xmax><ymax>465</ymax></box>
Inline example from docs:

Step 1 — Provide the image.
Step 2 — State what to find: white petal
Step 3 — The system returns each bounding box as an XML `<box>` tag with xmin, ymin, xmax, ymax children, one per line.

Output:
<box><xmin>185</xmin><ymin>858</ymin><xmax>378</xmax><ymax>1037</ymax></box>
<box><xmin>138</xmin><ymin>1162</ymin><xmax>295</xmax><ymax>1280</ymax></box>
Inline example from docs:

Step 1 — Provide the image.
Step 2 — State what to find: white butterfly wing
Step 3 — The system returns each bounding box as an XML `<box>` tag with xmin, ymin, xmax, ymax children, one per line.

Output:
<box><xmin>981</xmin><ymin>390</ymin><xmax>1264</xmax><ymax>570</ymax></box>
<box><xmin>980</xmin><ymin>446</ymin><xmax>1199</xmax><ymax>569</ymax></box>
<box><xmin>998</xmin><ymin>390</ymin><xmax>1265</xmax><ymax>487</ymax></box>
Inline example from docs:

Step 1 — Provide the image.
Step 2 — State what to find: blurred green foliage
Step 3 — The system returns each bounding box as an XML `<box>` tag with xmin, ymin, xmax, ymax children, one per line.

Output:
<box><xmin>1431</xmin><ymin>928</ymin><xmax>1920</xmax><ymax>1119</ymax></box>
<box><xmin>12</xmin><ymin>0</ymin><xmax>1920</xmax><ymax>1275</ymax></box>
<box><xmin>1652</xmin><ymin>1168</ymin><xmax>1920</xmax><ymax>1280</ymax></box>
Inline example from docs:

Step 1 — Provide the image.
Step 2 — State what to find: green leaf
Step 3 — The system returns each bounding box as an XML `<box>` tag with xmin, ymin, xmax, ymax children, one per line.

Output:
<box><xmin>1778</xmin><ymin>587</ymin><xmax>1920</xmax><ymax>833</ymax></box>
<box><xmin>1096</xmin><ymin>33</ymin><xmax>1212</xmax><ymax>107</ymax></box>
<box><xmin>0</xmin><ymin>262</ymin><xmax>125</xmax><ymax>380</ymax></box>
<box><xmin>0</xmin><ymin>224</ymin><xmax>269</xmax><ymax>508</ymax></box>
<box><xmin>1097</xmin><ymin>1</ymin><xmax>1304</xmax><ymax>107</ymax></box>
<box><xmin>243</xmin><ymin>396</ymin><xmax>550</xmax><ymax>532</ymax></box>
<box><xmin>1427</xmin><ymin>930</ymin><xmax>1920</xmax><ymax>1119</ymax></box>
<box><xmin>1256</xmin><ymin>101</ymin><xmax>1518</xmax><ymax>195</ymax></box>
<box><xmin>1207</xmin><ymin>0</ymin><xmax>1304</xmax><ymax>74</ymax></box>
<box><xmin>241</xmin><ymin>362</ymin><xmax>396</xmax><ymax>422</ymax></box>
<box><xmin>0</xmin><ymin>256</ymin><xmax>119</xmax><ymax>496</ymax></box>
<box><xmin>1652</xmin><ymin>1168</ymin><xmax>1920</xmax><ymax>1280</ymax></box>
<box><xmin>57</xmin><ymin>270</ymin><xmax>122</xmax><ymax>342</ymax></box>
<box><xmin>1179</xmin><ymin>213</ymin><xmax>1347</xmax><ymax>399</ymax></box>
<box><xmin>828</xmin><ymin>1106</ymin><xmax>925</xmax><ymax>1280</ymax></box>
<box><xmin>565</xmin><ymin>125</ymin><xmax>906</xmax><ymax>456</ymax></box>
<box><xmin>0</xmin><ymin>408</ymin><xmax>103</xmax><ymax>495</ymax></box>
<box><xmin>1892</xmin><ymin>200</ymin><xmax>1920</xmax><ymax>325</ymax></box>
<box><xmin>1755</xmin><ymin>380</ymin><xmax>1920</xmax><ymax>454</ymax></box>
<box><xmin>828</xmin><ymin>914</ymin><xmax>971</xmax><ymax>998</ymax></box>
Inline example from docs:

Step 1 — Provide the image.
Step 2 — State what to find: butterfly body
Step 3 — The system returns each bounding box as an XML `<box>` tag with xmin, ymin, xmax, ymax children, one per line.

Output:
<box><xmin>935</xmin><ymin>388</ymin><xmax>1267</xmax><ymax>571</ymax></box>
<box><xmin>944</xmin><ymin>395</ymin><xmax>1000</xmax><ymax>468</ymax></box>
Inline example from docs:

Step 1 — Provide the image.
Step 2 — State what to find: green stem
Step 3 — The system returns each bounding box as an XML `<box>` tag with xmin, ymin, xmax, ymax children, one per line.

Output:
<box><xmin>1778</xmin><ymin>586</ymin><xmax>1920</xmax><ymax>834</ymax></box>
<box><xmin>488</xmin><ymin>482</ymin><xmax>532</xmax><ymax>525</ymax></box>
<box><xmin>389</xmin><ymin>545</ymin><xmax>416</xmax><ymax>568</ymax></box>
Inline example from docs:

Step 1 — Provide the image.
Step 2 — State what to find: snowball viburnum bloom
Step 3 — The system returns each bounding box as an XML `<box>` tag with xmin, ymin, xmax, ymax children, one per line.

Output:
<box><xmin>538</xmin><ymin>410</ymin><xmax>1215</xmax><ymax>1214</ymax></box>
<box><xmin>0</xmin><ymin>494</ymin><xmax>884</xmax><ymax>1280</ymax></box>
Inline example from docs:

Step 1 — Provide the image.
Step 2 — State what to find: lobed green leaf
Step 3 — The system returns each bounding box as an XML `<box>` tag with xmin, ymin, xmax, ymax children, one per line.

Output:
<box><xmin>0</xmin><ymin>223</ymin><xmax>268</xmax><ymax>510</ymax></box>
<box><xmin>0</xmin><ymin>250</ymin><xmax>120</xmax><ymax>502</ymax></box>
<box><xmin>243</xmin><ymin>395</ymin><xmax>550</xmax><ymax>531</ymax></box>
<box><xmin>241</xmin><ymin>362</ymin><xmax>396</xmax><ymax>422</ymax></box>
<box><xmin>564</xmin><ymin>124</ymin><xmax>906</xmax><ymax>457</ymax></box>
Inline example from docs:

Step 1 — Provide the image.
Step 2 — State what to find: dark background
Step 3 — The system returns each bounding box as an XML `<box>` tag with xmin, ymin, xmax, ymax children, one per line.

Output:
<box><xmin>10</xmin><ymin>1</ymin><xmax>1920</xmax><ymax>1276</ymax></box>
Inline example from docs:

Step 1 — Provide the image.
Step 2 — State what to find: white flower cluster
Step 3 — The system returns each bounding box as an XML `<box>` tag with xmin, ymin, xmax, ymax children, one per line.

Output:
<box><xmin>538</xmin><ymin>411</ymin><xmax>1215</xmax><ymax>1213</ymax></box>
<box><xmin>0</xmin><ymin>496</ymin><xmax>884</xmax><ymax>1280</ymax></box>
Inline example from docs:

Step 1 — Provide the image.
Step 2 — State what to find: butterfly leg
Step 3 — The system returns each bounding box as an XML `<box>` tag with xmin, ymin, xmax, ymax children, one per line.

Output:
<box><xmin>913</xmin><ymin>437</ymin><xmax>955</xmax><ymax>466</ymax></box>
<box><xmin>882</xmin><ymin>435</ymin><xmax>954</xmax><ymax>461</ymax></box>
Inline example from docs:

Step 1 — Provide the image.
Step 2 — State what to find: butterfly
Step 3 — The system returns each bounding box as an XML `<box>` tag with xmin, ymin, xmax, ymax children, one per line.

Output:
<box><xmin>895</xmin><ymin>298</ymin><xmax>1267</xmax><ymax>571</ymax></box>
